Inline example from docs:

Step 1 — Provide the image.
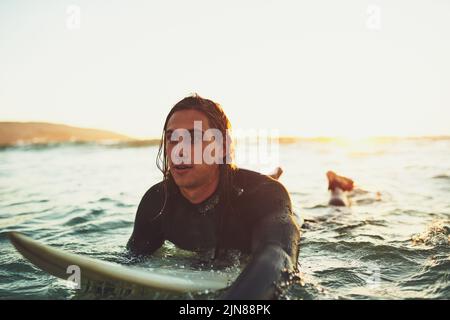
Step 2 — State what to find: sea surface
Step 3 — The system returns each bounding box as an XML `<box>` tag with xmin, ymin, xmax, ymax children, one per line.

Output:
<box><xmin>1</xmin><ymin>138</ymin><xmax>449</xmax><ymax>299</ymax></box>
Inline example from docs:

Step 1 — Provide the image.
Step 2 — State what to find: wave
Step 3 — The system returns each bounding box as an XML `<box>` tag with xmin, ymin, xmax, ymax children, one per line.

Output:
<box><xmin>398</xmin><ymin>256</ymin><xmax>450</xmax><ymax>298</ymax></box>
<box><xmin>411</xmin><ymin>221</ymin><xmax>450</xmax><ymax>246</ymax></box>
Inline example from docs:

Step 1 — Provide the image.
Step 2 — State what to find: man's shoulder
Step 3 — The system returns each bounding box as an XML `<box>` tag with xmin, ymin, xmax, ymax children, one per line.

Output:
<box><xmin>234</xmin><ymin>168</ymin><xmax>289</xmax><ymax>197</ymax></box>
<box><xmin>235</xmin><ymin>167</ymin><xmax>272</xmax><ymax>183</ymax></box>
<box><xmin>141</xmin><ymin>181</ymin><xmax>165</xmax><ymax>203</ymax></box>
<box><xmin>233</xmin><ymin>168</ymin><xmax>294</xmax><ymax>224</ymax></box>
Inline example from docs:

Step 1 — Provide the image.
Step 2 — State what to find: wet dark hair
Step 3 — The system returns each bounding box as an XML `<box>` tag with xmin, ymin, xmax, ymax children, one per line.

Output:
<box><xmin>156</xmin><ymin>94</ymin><xmax>237</xmax><ymax>257</ymax></box>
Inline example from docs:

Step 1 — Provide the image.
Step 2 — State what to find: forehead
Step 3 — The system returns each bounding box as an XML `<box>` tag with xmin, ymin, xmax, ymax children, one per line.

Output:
<box><xmin>166</xmin><ymin>109</ymin><xmax>211</xmax><ymax>131</ymax></box>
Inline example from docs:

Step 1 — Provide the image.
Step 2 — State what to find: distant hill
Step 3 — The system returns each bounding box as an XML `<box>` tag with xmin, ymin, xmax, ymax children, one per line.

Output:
<box><xmin>0</xmin><ymin>122</ymin><xmax>134</xmax><ymax>146</ymax></box>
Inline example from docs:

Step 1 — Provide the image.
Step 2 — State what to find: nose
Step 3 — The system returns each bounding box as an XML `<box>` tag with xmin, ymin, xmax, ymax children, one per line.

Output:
<box><xmin>177</xmin><ymin>145</ymin><xmax>184</xmax><ymax>158</ymax></box>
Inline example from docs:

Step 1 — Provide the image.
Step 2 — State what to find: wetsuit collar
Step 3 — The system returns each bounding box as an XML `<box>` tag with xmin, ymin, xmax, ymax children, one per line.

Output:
<box><xmin>196</xmin><ymin>191</ymin><xmax>220</xmax><ymax>215</ymax></box>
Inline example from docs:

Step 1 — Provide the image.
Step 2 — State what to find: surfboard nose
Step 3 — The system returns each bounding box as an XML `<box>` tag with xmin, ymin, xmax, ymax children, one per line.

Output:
<box><xmin>7</xmin><ymin>231</ymin><xmax>22</xmax><ymax>245</ymax></box>
<box><xmin>7</xmin><ymin>231</ymin><xmax>44</xmax><ymax>260</ymax></box>
<box><xmin>7</xmin><ymin>231</ymin><xmax>33</xmax><ymax>255</ymax></box>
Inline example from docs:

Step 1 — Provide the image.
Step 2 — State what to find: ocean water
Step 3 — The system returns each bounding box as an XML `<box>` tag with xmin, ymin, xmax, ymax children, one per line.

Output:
<box><xmin>0</xmin><ymin>138</ymin><xmax>449</xmax><ymax>299</ymax></box>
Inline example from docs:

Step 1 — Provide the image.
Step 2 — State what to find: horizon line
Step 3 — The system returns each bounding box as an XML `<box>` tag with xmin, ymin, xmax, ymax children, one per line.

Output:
<box><xmin>1</xmin><ymin>120</ymin><xmax>450</xmax><ymax>141</ymax></box>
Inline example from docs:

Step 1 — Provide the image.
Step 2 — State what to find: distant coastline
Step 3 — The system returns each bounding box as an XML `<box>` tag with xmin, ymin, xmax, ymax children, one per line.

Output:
<box><xmin>1</xmin><ymin>121</ymin><xmax>449</xmax><ymax>149</ymax></box>
<box><xmin>0</xmin><ymin>122</ymin><xmax>159</xmax><ymax>147</ymax></box>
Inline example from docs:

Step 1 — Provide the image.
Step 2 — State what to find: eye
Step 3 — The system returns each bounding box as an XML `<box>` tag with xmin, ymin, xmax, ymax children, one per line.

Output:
<box><xmin>165</xmin><ymin>134</ymin><xmax>177</xmax><ymax>145</ymax></box>
<box><xmin>167</xmin><ymin>139</ymin><xmax>177</xmax><ymax>145</ymax></box>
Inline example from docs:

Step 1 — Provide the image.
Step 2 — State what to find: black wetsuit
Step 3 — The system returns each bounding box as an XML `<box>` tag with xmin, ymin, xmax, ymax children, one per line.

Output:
<box><xmin>127</xmin><ymin>168</ymin><xmax>301</xmax><ymax>299</ymax></box>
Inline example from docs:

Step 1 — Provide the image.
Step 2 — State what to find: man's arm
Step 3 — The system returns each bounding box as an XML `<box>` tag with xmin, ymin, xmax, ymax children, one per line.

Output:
<box><xmin>221</xmin><ymin>181</ymin><xmax>301</xmax><ymax>300</ymax></box>
<box><xmin>127</xmin><ymin>184</ymin><xmax>165</xmax><ymax>256</ymax></box>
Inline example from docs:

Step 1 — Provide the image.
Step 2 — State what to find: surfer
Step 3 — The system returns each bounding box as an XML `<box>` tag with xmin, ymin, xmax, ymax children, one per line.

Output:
<box><xmin>127</xmin><ymin>94</ymin><xmax>300</xmax><ymax>300</ymax></box>
<box><xmin>326</xmin><ymin>170</ymin><xmax>354</xmax><ymax>206</ymax></box>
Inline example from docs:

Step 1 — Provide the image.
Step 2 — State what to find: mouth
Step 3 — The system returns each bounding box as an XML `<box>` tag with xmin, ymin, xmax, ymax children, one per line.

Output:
<box><xmin>172</xmin><ymin>164</ymin><xmax>194</xmax><ymax>174</ymax></box>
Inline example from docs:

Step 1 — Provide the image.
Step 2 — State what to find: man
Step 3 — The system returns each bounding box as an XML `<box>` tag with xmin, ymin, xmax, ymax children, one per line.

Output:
<box><xmin>127</xmin><ymin>94</ymin><xmax>300</xmax><ymax>299</ymax></box>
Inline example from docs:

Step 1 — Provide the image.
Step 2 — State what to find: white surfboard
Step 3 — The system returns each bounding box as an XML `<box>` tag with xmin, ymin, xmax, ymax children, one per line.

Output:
<box><xmin>8</xmin><ymin>232</ymin><xmax>232</xmax><ymax>293</ymax></box>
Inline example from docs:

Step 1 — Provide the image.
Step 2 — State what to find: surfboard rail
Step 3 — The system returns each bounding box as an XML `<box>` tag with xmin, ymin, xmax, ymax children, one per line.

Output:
<box><xmin>8</xmin><ymin>232</ymin><xmax>231</xmax><ymax>293</ymax></box>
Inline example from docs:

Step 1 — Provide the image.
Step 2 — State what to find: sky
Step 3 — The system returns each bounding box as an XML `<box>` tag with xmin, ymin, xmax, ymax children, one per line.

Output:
<box><xmin>1</xmin><ymin>0</ymin><xmax>449</xmax><ymax>139</ymax></box>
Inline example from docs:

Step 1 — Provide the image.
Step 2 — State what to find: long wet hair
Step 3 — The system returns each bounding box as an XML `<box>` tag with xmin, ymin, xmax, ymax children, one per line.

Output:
<box><xmin>156</xmin><ymin>95</ymin><xmax>237</xmax><ymax>256</ymax></box>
